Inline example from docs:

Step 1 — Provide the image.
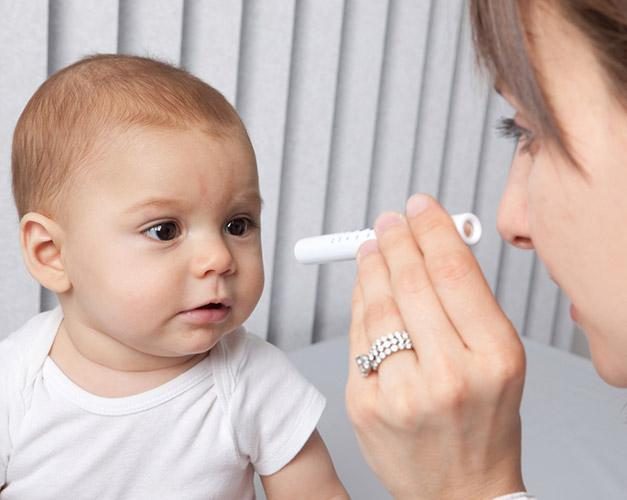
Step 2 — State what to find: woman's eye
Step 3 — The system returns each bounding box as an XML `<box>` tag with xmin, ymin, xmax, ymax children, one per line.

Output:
<box><xmin>143</xmin><ymin>222</ymin><xmax>180</xmax><ymax>241</ymax></box>
<box><xmin>225</xmin><ymin>217</ymin><xmax>253</xmax><ymax>237</ymax></box>
<box><xmin>497</xmin><ymin>117</ymin><xmax>536</xmax><ymax>155</ymax></box>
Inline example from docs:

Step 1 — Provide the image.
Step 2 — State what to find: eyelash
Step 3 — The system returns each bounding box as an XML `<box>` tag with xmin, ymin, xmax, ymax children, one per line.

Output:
<box><xmin>142</xmin><ymin>216</ymin><xmax>259</xmax><ymax>242</ymax></box>
<box><xmin>497</xmin><ymin>117</ymin><xmax>536</xmax><ymax>155</ymax></box>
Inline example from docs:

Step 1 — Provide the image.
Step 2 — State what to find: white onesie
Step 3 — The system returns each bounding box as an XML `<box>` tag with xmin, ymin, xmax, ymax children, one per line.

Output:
<box><xmin>0</xmin><ymin>308</ymin><xmax>325</xmax><ymax>499</ymax></box>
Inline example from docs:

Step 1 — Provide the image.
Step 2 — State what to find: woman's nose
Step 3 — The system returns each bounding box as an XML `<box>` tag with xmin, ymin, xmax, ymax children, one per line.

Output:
<box><xmin>497</xmin><ymin>153</ymin><xmax>534</xmax><ymax>250</ymax></box>
<box><xmin>191</xmin><ymin>237</ymin><xmax>235</xmax><ymax>277</ymax></box>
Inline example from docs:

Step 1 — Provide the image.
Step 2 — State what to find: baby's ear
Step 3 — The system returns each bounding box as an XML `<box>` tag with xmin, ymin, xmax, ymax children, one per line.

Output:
<box><xmin>20</xmin><ymin>212</ymin><xmax>71</xmax><ymax>294</ymax></box>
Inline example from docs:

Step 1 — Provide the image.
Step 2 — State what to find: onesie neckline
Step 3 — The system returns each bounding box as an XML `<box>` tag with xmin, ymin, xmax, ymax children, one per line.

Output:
<box><xmin>41</xmin><ymin>309</ymin><xmax>214</xmax><ymax>416</ymax></box>
<box><xmin>43</xmin><ymin>354</ymin><xmax>213</xmax><ymax>416</ymax></box>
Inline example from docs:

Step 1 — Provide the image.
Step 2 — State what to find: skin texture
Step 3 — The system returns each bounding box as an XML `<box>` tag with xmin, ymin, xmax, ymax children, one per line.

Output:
<box><xmin>347</xmin><ymin>201</ymin><xmax>526</xmax><ymax>500</ymax></box>
<box><xmin>346</xmin><ymin>3</ymin><xmax>627</xmax><ymax>499</ymax></box>
<box><xmin>498</xmin><ymin>3</ymin><xmax>627</xmax><ymax>386</ymax></box>
<box><xmin>48</xmin><ymin>126</ymin><xmax>265</xmax><ymax>394</ymax></box>
<box><xmin>20</xmin><ymin>125</ymin><xmax>347</xmax><ymax>499</ymax></box>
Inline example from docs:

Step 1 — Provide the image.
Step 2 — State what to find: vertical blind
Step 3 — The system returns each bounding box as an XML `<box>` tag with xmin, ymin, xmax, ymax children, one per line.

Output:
<box><xmin>0</xmin><ymin>0</ymin><xmax>586</xmax><ymax>357</ymax></box>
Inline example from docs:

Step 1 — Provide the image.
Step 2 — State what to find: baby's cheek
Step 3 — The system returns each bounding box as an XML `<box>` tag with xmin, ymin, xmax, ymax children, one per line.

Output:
<box><xmin>99</xmin><ymin>265</ymin><xmax>168</xmax><ymax>325</ymax></box>
<box><xmin>239</xmin><ymin>259</ymin><xmax>264</xmax><ymax>316</ymax></box>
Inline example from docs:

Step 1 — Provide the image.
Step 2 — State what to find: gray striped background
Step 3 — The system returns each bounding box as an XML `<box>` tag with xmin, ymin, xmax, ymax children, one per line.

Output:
<box><xmin>0</xmin><ymin>0</ymin><xmax>588</xmax><ymax>357</ymax></box>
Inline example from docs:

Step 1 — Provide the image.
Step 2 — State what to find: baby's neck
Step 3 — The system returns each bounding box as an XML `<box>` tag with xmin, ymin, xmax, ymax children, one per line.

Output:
<box><xmin>49</xmin><ymin>321</ymin><xmax>208</xmax><ymax>398</ymax></box>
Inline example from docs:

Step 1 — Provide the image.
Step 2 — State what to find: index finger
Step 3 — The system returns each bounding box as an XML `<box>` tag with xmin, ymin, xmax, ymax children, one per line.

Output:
<box><xmin>405</xmin><ymin>194</ymin><xmax>517</xmax><ymax>351</ymax></box>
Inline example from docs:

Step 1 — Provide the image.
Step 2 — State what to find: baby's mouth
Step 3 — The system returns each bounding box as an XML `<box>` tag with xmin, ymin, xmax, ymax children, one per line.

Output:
<box><xmin>198</xmin><ymin>303</ymin><xmax>225</xmax><ymax>310</ymax></box>
<box><xmin>191</xmin><ymin>302</ymin><xmax>232</xmax><ymax>316</ymax></box>
<box><xmin>180</xmin><ymin>300</ymin><xmax>233</xmax><ymax>324</ymax></box>
<box><xmin>185</xmin><ymin>298</ymin><xmax>233</xmax><ymax>314</ymax></box>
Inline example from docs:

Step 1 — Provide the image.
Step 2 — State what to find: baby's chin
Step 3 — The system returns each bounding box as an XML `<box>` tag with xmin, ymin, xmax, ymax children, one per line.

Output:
<box><xmin>168</xmin><ymin>325</ymin><xmax>240</xmax><ymax>356</ymax></box>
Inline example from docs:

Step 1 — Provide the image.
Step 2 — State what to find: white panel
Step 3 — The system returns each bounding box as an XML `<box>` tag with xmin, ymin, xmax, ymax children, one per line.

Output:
<box><xmin>366</xmin><ymin>0</ymin><xmax>432</xmax><ymax>218</ymax></box>
<box><xmin>570</xmin><ymin>325</ymin><xmax>590</xmax><ymax>358</ymax></box>
<box><xmin>180</xmin><ymin>0</ymin><xmax>242</xmax><ymax>104</ymax></box>
<box><xmin>268</xmin><ymin>0</ymin><xmax>345</xmax><ymax>349</ymax></box>
<box><xmin>313</xmin><ymin>0</ymin><xmax>390</xmax><ymax>342</ymax></box>
<box><xmin>40</xmin><ymin>287</ymin><xmax>59</xmax><ymax>312</ymax></box>
<box><xmin>236</xmin><ymin>0</ymin><xmax>296</xmax><ymax>340</ymax></box>
<box><xmin>118</xmin><ymin>0</ymin><xmax>184</xmax><ymax>64</ymax></box>
<box><xmin>473</xmin><ymin>93</ymin><xmax>515</xmax><ymax>291</ymax></box>
<box><xmin>409</xmin><ymin>0</ymin><xmax>464</xmax><ymax>197</ymax></box>
<box><xmin>438</xmin><ymin>6</ymin><xmax>489</xmax><ymax>215</ymax></box>
<box><xmin>315</xmin><ymin>0</ymin><xmax>429</xmax><ymax>342</ymax></box>
<box><xmin>496</xmin><ymin>244</ymin><xmax>535</xmax><ymax>336</ymax></box>
<box><xmin>0</xmin><ymin>0</ymin><xmax>48</xmax><ymax>337</ymax></box>
<box><xmin>524</xmin><ymin>256</ymin><xmax>560</xmax><ymax>343</ymax></box>
<box><xmin>48</xmin><ymin>0</ymin><xmax>118</xmax><ymax>72</ymax></box>
<box><xmin>552</xmin><ymin>289</ymin><xmax>576</xmax><ymax>352</ymax></box>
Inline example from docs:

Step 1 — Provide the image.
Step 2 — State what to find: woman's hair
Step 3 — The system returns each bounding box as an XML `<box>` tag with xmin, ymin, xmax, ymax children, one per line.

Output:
<box><xmin>469</xmin><ymin>0</ymin><xmax>627</xmax><ymax>162</ymax></box>
<box><xmin>12</xmin><ymin>54</ymin><xmax>242</xmax><ymax>219</ymax></box>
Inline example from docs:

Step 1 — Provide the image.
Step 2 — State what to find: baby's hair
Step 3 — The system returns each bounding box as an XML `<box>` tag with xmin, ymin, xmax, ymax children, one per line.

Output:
<box><xmin>11</xmin><ymin>54</ymin><xmax>243</xmax><ymax>219</ymax></box>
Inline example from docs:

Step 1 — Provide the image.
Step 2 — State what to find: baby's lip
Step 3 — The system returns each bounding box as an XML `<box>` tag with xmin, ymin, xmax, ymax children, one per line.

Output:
<box><xmin>184</xmin><ymin>298</ymin><xmax>233</xmax><ymax>312</ymax></box>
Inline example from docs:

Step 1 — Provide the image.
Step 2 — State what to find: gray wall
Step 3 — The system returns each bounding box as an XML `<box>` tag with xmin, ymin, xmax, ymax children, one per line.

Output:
<box><xmin>0</xmin><ymin>0</ymin><xmax>588</xmax><ymax>357</ymax></box>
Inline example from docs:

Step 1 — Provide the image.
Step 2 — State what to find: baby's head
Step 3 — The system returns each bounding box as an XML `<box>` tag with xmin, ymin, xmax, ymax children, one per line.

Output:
<box><xmin>14</xmin><ymin>54</ymin><xmax>264</xmax><ymax>363</ymax></box>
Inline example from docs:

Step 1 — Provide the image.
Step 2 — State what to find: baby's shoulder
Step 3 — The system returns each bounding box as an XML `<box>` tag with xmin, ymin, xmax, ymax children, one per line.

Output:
<box><xmin>212</xmin><ymin>327</ymin><xmax>295</xmax><ymax>393</ymax></box>
<box><xmin>0</xmin><ymin>308</ymin><xmax>62</xmax><ymax>392</ymax></box>
<box><xmin>0</xmin><ymin>326</ymin><xmax>28</xmax><ymax>408</ymax></box>
<box><xmin>217</xmin><ymin>327</ymin><xmax>288</xmax><ymax>370</ymax></box>
<box><xmin>0</xmin><ymin>333</ymin><xmax>22</xmax><ymax>384</ymax></box>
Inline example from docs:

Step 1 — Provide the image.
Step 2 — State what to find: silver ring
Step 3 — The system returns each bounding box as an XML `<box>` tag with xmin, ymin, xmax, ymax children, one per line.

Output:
<box><xmin>355</xmin><ymin>330</ymin><xmax>413</xmax><ymax>377</ymax></box>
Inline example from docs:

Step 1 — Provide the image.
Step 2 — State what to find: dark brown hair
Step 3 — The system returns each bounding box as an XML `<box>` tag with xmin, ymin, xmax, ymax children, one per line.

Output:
<box><xmin>12</xmin><ymin>54</ymin><xmax>243</xmax><ymax>219</ymax></box>
<box><xmin>470</xmin><ymin>0</ymin><xmax>627</xmax><ymax>163</ymax></box>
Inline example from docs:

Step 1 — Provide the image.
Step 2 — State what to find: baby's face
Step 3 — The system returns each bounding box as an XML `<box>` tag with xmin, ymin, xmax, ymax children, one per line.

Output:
<box><xmin>59</xmin><ymin>125</ymin><xmax>264</xmax><ymax>359</ymax></box>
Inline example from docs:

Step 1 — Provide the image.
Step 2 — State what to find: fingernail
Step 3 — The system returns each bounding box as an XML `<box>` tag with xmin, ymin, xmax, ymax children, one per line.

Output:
<box><xmin>374</xmin><ymin>212</ymin><xmax>403</xmax><ymax>235</ymax></box>
<box><xmin>406</xmin><ymin>194</ymin><xmax>430</xmax><ymax>218</ymax></box>
<box><xmin>358</xmin><ymin>239</ymin><xmax>379</xmax><ymax>260</ymax></box>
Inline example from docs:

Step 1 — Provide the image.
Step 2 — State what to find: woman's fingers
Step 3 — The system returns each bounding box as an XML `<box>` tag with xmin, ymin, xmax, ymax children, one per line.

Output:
<box><xmin>405</xmin><ymin>194</ymin><xmax>520</xmax><ymax>353</ymax></box>
<box><xmin>346</xmin><ymin>197</ymin><xmax>527</xmax><ymax>499</ymax></box>
<box><xmin>372</xmin><ymin>212</ymin><xmax>466</xmax><ymax>363</ymax></box>
<box><xmin>356</xmin><ymin>239</ymin><xmax>418</xmax><ymax>378</ymax></box>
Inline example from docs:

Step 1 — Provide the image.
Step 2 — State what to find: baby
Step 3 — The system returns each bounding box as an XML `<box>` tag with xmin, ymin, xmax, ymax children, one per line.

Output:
<box><xmin>0</xmin><ymin>54</ymin><xmax>347</xmax><ymax>499</ymax></box>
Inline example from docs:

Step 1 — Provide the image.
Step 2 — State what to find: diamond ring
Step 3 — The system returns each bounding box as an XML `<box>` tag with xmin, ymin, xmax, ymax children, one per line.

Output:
<box><xmin>355</xmin><ymin>330</ymin><xmax>413</xmax><ymax>377</ymax></box>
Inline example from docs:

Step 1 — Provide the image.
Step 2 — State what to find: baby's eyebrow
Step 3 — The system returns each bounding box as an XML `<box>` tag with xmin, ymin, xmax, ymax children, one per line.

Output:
<box><xmin>123</xmin><ymin>197</ymin><xmax>189</xmax><ymax>214</ymax></box>
<box><xmin>123</xmin><ymin>192</ymin><xmax>264</xmax><ymax>215</ymax></box>
<box><xmin>231</xmin><ymin>191</ymin><xmax>264</xmax><ymax>209</ymax></box>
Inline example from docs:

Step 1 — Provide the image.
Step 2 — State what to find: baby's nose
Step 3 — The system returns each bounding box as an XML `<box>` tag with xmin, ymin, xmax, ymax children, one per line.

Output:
<box><xmin>191</xmin><ymin>238</ymin><xmax>235</xmax><ymax>277</ymax></box>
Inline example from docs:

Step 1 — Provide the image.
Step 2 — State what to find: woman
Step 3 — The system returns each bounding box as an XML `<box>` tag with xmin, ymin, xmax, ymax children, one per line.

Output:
<box><xmin>346</xmin><ymin>1</ymin><xmax>627</xmax><ymax>498</ymax></box>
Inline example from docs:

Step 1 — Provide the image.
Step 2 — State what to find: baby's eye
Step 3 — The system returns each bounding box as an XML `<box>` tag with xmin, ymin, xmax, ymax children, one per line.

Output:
<box><xmin>143</xmin><ymin>221</ymin><xmax>180</xmax><ymax>241</ymax></box>
<box><xmin>225</xmin><ymin>217</ymin><xmax>254</xmax><ymax>237</ymax></box>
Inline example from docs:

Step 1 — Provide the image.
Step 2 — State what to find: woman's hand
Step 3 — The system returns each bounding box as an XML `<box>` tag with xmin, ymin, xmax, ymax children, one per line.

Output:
<box><xmin>345</xmin><ymin>194</ymin><xmax>527</xmax><ymax>500</ymax></box>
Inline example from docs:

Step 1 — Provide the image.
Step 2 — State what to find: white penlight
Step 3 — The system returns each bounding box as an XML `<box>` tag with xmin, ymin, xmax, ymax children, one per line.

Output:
<box><xmin>294</xmin><ymin>213</ymin><xmax>482</xmax><ymax>265</ymax></box>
